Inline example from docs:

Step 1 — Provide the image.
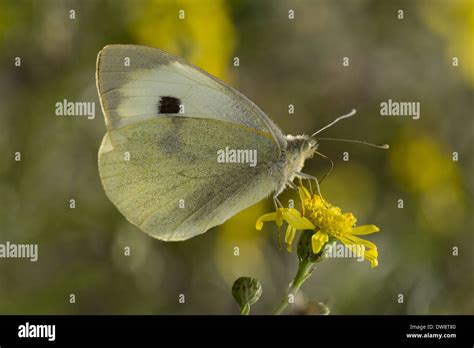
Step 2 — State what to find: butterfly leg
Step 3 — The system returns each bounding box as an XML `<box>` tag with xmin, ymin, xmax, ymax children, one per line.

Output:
<box><xmin>287</xmin><ymin>180</ymin><xmax>298</xmax><ymax>190</ymax></box>
<box><xmin>273</xmin><ymin>179</ymin><xmax>298</xmax><ymax>210</ymax></box>
<box><xmin>270</xmin><ymin>194</ymin><xmax>284</xmax><ymax>251</ymax></box>
<box><xmin>295</xmin><ymin>172</ymin><xmax>325</xmax><ymax>202</ymax></box>
<box><xmin>273</xmin><ymin>194</ymin><xmax>283</xmax><ymax>210</ymax></box>
<box><xmin>302</xmin><ymin>176</ymin><xmax>313</xmax><ymax>194</ymax></box>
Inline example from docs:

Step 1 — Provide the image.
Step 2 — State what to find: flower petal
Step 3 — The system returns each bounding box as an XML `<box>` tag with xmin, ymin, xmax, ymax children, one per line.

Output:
<box><xmin>338</xmin><ymin>234</ymin><xmax>379</xmax><ymax>268</ymax></box>
<box><xmin>255</xmin><ymin>212</ymin><xmax>278</xmax><ymax>230</ymax></box>
<box><xmin>364</xmin><ymin>248</ymin><xmax>379</xmax><ymax>259</ymax></box>
<box><xmin>283</xmin><ymin>208</ymin><xmax>315</xmax><ymax>230</ymax></box>
<box><xmin>285</xmin><ymin>226</ymin><xmax>296</xmax><ymax>252</ymax></box>
<box><xmin>339</xmin><ymin>233</ymin><xmax>378</xmax><ymax>252</ymax></box>
<box><xmin>364</xmin><ymin>250</ymin><xmax>379</xmax><ymax>268</ymax></box>
<box><xmin>311</xmin><ymin>231</ymin><xmax>329</xmax><ymax>254</ymax></box>
<box><xmin>351</xmin><ymin>225</ymin><xmax>380</xmax><ymax>235</ymax></box>
<box><xmin>275</xmin><ymin>209</ymin><xmax>284</xmax><ymax>227</ymax></box>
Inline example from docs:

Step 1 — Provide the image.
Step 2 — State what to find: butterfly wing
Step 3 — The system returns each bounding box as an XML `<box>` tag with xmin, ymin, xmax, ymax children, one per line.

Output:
<box><xmin>96</xmin><ymin>45</ymin><xmax>283</xmax><ymax>240</ymax></box>
<box><xmin>96</xmin><ymin>44</ymin><xmax>286</xmax><ymax>149</ymax></box>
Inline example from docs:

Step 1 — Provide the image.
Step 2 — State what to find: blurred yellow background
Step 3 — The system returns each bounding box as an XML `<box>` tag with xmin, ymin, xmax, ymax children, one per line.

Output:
<box><xmin>0</xmin><ymin>0</ymin><xmax>472</xmax><ymax>314</ymax></box>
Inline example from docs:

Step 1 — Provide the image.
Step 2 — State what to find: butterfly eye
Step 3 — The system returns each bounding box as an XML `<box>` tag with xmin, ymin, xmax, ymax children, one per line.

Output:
<box><xmin>301</xmin><ymin>141</ymin><xmax>311</xmax><ymax>152</ymax></box>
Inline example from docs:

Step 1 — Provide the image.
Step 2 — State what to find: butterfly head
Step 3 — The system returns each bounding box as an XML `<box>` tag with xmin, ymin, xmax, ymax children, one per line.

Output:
<box><xmin>283</xmin><ymin>135</ymin><xmax>318</xmax><ymax>177</ymax></box>
<box><xmin>305</xmin><ymin>136</ymin><xmax>319</xmax><ymax>156</ymax></box>
<box><xmin>285</xmin><ymin>134</ymin><xmax>318</xmax><ymax>158</ymax></box>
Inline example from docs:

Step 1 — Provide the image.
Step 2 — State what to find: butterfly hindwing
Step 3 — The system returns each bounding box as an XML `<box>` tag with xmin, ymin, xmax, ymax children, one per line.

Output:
<box><xmin>98</xmin><ymin>117</ymin><xmax>279</xmax><ymax>240</ymax></box>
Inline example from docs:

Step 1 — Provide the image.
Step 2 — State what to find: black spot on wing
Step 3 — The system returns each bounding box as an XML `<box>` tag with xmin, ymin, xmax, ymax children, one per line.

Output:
<box><xmin>158</xmin><ymin>96</ymin><xmax>181</xmax><ymax>114</ymax></box>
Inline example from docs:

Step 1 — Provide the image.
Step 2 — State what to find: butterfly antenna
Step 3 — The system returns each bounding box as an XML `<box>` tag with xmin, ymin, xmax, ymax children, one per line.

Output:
<box><xmin>316</xmin><ymin>137</ymin><xmax>389</xmax><ymax>149</ymax></box>
<box><xmin>311</xmin><ymin>109</ymin><xmax>357</xmax><ymax>137</ymax></box>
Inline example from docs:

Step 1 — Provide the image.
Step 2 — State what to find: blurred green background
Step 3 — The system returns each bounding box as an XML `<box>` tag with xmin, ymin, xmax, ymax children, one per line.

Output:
<box><xmin>0</xmin><ymin>0</ymin><xmax>472</xmax><ymax>314</ymax></box>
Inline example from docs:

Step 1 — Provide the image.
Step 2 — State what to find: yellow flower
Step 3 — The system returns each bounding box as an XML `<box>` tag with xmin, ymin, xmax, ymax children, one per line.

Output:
<box><xmin>256</xmin><ymin>185</ymin><xmax>381</xmax><ymax>268</ymax></box>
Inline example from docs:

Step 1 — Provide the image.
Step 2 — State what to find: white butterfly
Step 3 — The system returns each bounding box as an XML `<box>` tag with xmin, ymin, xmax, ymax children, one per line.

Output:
<box><xmin>96</xmin><ymin>45</ymin><xmax>387</xmax><ymax>241</ymax></box>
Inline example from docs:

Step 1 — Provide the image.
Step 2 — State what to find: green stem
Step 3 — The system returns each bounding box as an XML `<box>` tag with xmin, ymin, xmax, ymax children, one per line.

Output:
<box><xmin>274</xmin><ymin>259</ymin><xmax>315</xmax><ymax>315</ymax></box>
<box><xmin>240</xmin><ymin>304</ymin><xmax>250</xmax><ymax>315</ymax></box>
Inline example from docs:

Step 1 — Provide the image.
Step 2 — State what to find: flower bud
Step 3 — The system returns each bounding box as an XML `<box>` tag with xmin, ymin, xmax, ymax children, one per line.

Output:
<box><xmin>232</xmin><ymin>277</ymin><xmax>262</xmax><ymax>314</ymax></box>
